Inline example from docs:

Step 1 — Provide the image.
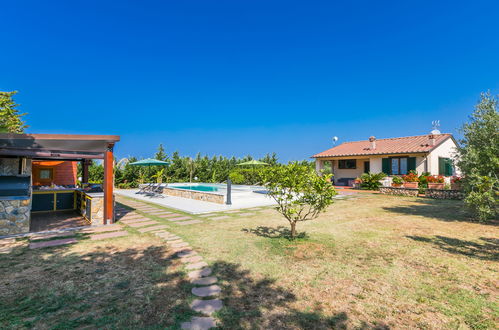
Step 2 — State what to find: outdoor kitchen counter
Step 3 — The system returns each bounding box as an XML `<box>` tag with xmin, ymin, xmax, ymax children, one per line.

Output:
<box><xmin>32</xmin><ymin>189</ymin><xmax>105</xmax><ymax>225</ymax></box>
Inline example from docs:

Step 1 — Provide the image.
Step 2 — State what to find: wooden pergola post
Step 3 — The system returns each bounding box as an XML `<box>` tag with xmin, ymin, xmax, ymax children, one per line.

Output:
<box><xmin>103</xmin><ymin>143</ymin><xmax>115</xmax><ymax>224</ymax></box>
<box><xmin>81</xmin><ymin>160</ymin><xmax>90</xmax><ymax>184</ymax></box>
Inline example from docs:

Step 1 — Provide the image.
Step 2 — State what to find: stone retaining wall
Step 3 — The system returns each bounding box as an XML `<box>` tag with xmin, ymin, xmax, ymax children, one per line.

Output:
<box><xmin>379</xmin><ymin>187</ymin><xmax>419</xmax><ymax>197</ymax></box>
<box><xmin>425</xmin><ymin>189</ymin><xmax>464</xmax><ymax>200</ymax></box>
<box><xmin>163</xmin><ymin>187</ymin><xmax>225</xmax><ymax>204</ymax></box>
<box><xmin>0</xmin><ymin>199</ymin><xmax>31</xmax><ymax>235</ymax></box>
<box><xmin>0</xmin><ymin>158</ymin><xmax>32</xmax><ymax>235</ymax></box>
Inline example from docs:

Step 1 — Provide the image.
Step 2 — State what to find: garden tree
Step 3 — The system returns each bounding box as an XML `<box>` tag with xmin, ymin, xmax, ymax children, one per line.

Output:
<box><xmin>261</xmin><ymin>163</ymin><xmax>337</xmax><ymax>239</ymax></box>
<box><xmin>0</xmin><ymin>91</ymin><xmax>28</xmax><ymax>133</ymax></box>
<box><xmin>155</xmin><ymin>144</ymin><xmax>168</xmax><ymax>161</ymax></box>
<box><xmin>260</xmin><ymin>152</ymin><xmax>279</xmax><ymax>166</ymax></box>
<box><xmin>456</xmin><ymin>91</ymin><xmax>499</xmax><ymax>221</ymax></box>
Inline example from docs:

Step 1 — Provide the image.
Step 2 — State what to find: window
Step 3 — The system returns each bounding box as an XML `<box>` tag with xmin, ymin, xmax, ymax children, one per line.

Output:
<box><xmin>39</xmin><ymin>169</ymin><xmax>52</xmax><ymax>180</ymax></box>
<box><xmin>338</xmin><ymin>159</ymin><xmax>356</xmax><ymax>169</ymax></box>
<box><xmin>389</xmin><ymin>157</ymin><xmax>412</xmax><ymax>175</ymax></box>
<box><xmin>439</xmin><ymin>157</ymin><xmax>454</xmax><ymax>176</ymax></box>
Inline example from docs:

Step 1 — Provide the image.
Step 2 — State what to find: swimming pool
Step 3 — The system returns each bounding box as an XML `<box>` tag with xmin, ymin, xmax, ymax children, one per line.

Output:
<box><xmin>169</xmin><ymin>184</ymin><xmax>219</xmax><ymax>192</ymax></box>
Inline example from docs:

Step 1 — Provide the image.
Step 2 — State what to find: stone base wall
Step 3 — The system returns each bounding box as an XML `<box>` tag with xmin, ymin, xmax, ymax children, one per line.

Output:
<box><xmin>90</xmin><ymin>197</ymin><xmax>104</xmax><ymax>225</ymax></box>
<box><xmin>425</xmin><ymin>189</ymin><xmax>464</xmax><ymax>200</ymax></box>
<box><xmin>379</xmin><ymin>187</ymin><xmax>419</xmax><ymax>197</ymax></box>
<box><xmin>0</xmin><ymin>199</ymin><xmax>31</xmax><ymax>235</ymax></box>
<box><xmin>163</xmin><ymin>188</ymin><xmax>224</xmax><ymax>204</ymax></box>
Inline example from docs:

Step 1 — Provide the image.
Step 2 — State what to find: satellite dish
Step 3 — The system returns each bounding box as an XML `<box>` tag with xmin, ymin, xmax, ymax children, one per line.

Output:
<box><xmin>332</xmin><ymin>136</ymin><xmax>338</xmax><ymax>143</ymax></box>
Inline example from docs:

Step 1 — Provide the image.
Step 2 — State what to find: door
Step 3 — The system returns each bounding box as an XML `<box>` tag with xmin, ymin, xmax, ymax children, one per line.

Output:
<box><xmin>364</xmin><ymin>161</ymin><xmax>370</xmax><ymax>173</ymax></box>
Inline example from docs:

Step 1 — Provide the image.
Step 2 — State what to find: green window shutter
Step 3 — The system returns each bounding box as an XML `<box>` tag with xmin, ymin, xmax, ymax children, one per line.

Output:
<box><xmin>445</xmin><ymin>158</ymin><xmax>453</xmax><ymax>176</ymax></box>
<box><xmin>382</xmin><ymin>158</ymin><xmax>390</xmax><ymax>175</ymax></box>
<box><xmin>438</xmin><ymin>158</ymin><xmax>445</xmax><ymax>175</ymax></box>
<box><xmin>408</xmin><ymin>157</ymin><xmax>416</xmax><ymax>172</ymax></box>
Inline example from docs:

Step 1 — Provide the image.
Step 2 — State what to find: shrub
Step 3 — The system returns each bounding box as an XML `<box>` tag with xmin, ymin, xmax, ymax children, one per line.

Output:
<box><xmin>451</xmin><ymin>176</ymin><xmax>463</xmax><ymax>184</ymax></box>
<box><xmin>464</xmin><ymin>175</ymin><xmax>498</xmax><ymax>222</ymax></box>
<box><xmin>360</xmin><ymin>172</ymin><xmax>386</xmax><ymax>190</ymax></box>
<box><xmin>228</xmin><ymin>168</ymin><xmax>264</xmax><ymax>185</ymax></box>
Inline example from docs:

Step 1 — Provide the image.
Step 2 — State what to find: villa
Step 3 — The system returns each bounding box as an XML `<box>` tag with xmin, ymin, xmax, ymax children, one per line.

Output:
<box><xmin>313</xmin><ymin>133</ymin><xmax>459</xmax><ymax>186</ymax></box>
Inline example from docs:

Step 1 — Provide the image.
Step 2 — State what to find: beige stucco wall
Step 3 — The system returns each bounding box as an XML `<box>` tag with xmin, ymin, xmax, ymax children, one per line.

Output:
<box><xmin>427</xmin><ymin>138</ymin><xmax>459</xmax><ymax>175</ymax></box>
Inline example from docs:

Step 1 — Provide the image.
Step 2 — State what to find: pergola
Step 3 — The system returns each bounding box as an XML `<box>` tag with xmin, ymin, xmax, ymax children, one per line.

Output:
<box><xmin>0</xmin><ymin>133</ymin><xmax>120</xmax><ymax>224</ymax></box>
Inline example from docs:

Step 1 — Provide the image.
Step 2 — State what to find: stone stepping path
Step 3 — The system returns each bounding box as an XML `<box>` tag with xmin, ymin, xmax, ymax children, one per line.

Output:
<box><xmin>181</xmin><ymin>317</ymin><xmax>216</xmax><ymax>330</ymax></box>
<box><xmin>237</xmin><ymin>212</ymin><xmax>256</xmax><ymax>217</ymax></box>
<box><xmin>224</xmin><ymin>210</ymin><xmax>241</xmax><ymax>214</ymax></box>
<box><xmin>119</xmin><ymin>218</ymin><xmax>150</xmax><ymax>225</ymax></box>
<box><xmin>186</xmin><ymin>261</ymin><xmax>208</xmax><ymax>270</ymax></box>
<box><xmin>159</xmin><ymin>213</ymin><xmax>183</xmax><ymax>218</ymax></box>
<box><xmin>30</xmin><ymin>232</ymin><xmax>76</xmax><ymax>241</ymax></box>
<box><xmin>137</xmin><ymin>224</ymin><xmax>168</xmax><ymax>233</ymax></box>
<box><xmin>192</xmin><ymin>276</ymin><xmax>218</xmax><ymax>285</ymax></box>
<box><xmin>178</xmin><ymin>250</ymin><xmax>198</xmax><ymax>258</ymax></box>
<box><xmin>208</xmin><ymin>215</ymin><xmax>231</xmax><ymax>221</ymax></box>
<box><xmin>190</xmin><ymin>299</ymin><xmax>223</xmax><ymax>315</ymax></box>
<box><xmin>192</xmin><ymin>285</ymin><xmax>221</xmax><ymax>297</ymax></box>
<box><xmin>29</xmin><ymin>238</ymin><xmax>77</xmax><ymax>249</ymax></box>
<box><xmin>126</xmin><ymin>220</ymin><xmax>159</xmax><ymax>228</ymax></box>
<box><xmin>197</xmin><ymin>214</ymin><xmax>213</xmax><ymax>218</ymax></box>
<box><xmin>116</xmin><ymin>198</ymin><xmax>224</xmax><ymax>328</ymax></box>
<box><xmin>167</xmin><ymin>216</ymin><xmax>193</xmax><ymax>222</ymax></box>
<box><xmin>90</xmin><ymin>231</ymin><xmax>128</xmax><ymax>240</ymax></box>
<box><xmin>188</xmin><ymin>267</ymin><xmax>212</xmax><ymax>280</ymax></box>
<box><xmin>176</xmin><ymin>220</ymin><xmax>203</xmax><ymax>226</ymax></box>
<box><xmin>81</xmin><ymin>224</ymin><xmax>123</xmax><ymax>233</ymax></box>
<box><xmin>181</xmin><ymin>255</ymin><xmax>204</xmax><ymax>263</ymax></box>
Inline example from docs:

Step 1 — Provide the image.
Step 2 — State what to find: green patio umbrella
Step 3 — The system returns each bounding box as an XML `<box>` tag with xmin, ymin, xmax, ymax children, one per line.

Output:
<box><xmin>129</xmin><ymin>158</ymin><xmax>169</xmax><ymax>166</ymax></box>
<box><xmin>236</xmin><ymin>160</ymin><xmax>270</xmax><ymax>166</ymax></box>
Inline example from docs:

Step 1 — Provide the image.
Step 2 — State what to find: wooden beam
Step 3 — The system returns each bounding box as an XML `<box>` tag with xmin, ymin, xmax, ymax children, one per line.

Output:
<box><xmin>103</xmin><ymin>143</ymin><xmax>115</xmax><ymax>224</ymax></box>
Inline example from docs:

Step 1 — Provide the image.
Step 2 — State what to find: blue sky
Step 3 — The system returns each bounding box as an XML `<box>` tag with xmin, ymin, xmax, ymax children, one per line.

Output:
<box><xmin>2</xmin><ymin>1</ymin><xmax>498</xmax><ymax>162</ymax></box>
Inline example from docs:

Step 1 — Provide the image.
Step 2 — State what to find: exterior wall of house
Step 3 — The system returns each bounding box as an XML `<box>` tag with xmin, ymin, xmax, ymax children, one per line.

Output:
<box><xmin>332</xmin><ymin>159</ymin><xmax>366</xmax><ymax>183</ymax></box>
<box><xmin>426</xmin><ymin>138</ymin><xmax>459</xmax><ymax>175</ymax></box>
<box><xmin>32</xmin><ymin>161</ymin><xmax>77</xmax><ymax>186</ymax></box>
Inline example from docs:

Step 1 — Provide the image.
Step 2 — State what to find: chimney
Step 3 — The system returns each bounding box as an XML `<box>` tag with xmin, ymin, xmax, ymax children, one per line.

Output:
<box><xmin>428</xmin><ymin>134</ymin><xmax>436</xmax><ymax>146</ymax></box>
<box><xmin>369</xmin><ymin>136</ymin><xmax>376</xmax><ymax>150</ymax></box>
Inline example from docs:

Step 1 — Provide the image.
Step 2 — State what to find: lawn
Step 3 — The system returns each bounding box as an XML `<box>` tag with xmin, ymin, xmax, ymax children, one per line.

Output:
<box><xmin>0</xmin><ymin>194</ymin><xmax>497</xmax><ymax>329</ymax></box>
<box><xmin>0</xmin><ymin>231</ymin><xmax>195</xmax><ymax>329</ymax></box>
<box><xmin>165</xmin><ymin>194</ymin><xmax>498</xmax><ymax>329</ymax></box>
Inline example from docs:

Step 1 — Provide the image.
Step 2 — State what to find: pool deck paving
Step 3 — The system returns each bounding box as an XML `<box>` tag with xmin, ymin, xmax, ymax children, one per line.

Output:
<box><xmin>116</xmin><ymin>187</ymin><xmax>276</xmax><ymax>214</ymax></box>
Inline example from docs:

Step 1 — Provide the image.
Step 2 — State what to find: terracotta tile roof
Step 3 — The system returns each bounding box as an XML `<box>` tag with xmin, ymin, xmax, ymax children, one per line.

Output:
<box><xmin>312</xmin><ymin>134</ymin><xmax>453</xmax><ymax>158</ymax></box>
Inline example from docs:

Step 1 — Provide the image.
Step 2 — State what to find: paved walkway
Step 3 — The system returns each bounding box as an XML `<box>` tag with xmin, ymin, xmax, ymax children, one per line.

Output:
<box><xmin>115</xmin><ymin>197</ymin><xmax>203</xmax><ymax>226</ymax></box>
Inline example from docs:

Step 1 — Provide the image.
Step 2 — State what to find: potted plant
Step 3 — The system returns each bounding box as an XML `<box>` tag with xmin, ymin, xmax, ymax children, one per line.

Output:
<box><xmin>391</xmin><ymin>176</ymin><xmax>403</xmax><ymax>187</ymax></box>
<box><xmin>427</xmin><ymin>175</ymin><xmax>445</xmax><ymax>189</ymax></box>
<box><xmin>353</xmin><ymin>177</ymin><xmax>362</xmax><ymax>189</ymax></box>
<box><xmin>402</xmin><ymin>172</ymin><xmax>419</xmax><ymax>188</ymax></box>
<box><xmin>451</xmin><ymin>176</ymin><xmax>463</xmax><ymax>190</ymax></box>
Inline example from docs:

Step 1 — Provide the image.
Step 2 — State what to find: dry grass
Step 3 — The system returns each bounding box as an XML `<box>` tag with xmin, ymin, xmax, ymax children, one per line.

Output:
<box><xmin>165</xmin><ymin>194</ymin><xmax>498</xmax><ymax>329</ymax></box>
<box><xmin>1</xmin><ymin>194</ymin><xmax>497</xmax><ymax>329</ymax></box>
<box><xmin>0</xmin><ymin>233</ymin><xmax>194</xmax><ymax>329</ymax></box>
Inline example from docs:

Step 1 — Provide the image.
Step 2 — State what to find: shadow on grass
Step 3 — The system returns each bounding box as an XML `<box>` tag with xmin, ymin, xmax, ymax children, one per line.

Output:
<box><xmin>0</xmin><ymin>241</ymin><xmax>194</xmax><ymax>329</ymax></box>
<box><xmin>241</xmin><ymin>226</ymin><xmax>309</xmax><ymax>240</ymax></box>
<box><xmin>406</xmin><ymin>235</ymin><xmax>499</xmax><ymax>261</ymax></box>
<box><xmin>114</xmin><ymin>202</ymin><xmax>137</xmax><ymax>220</ymax></box>
<box><xmin>213</xmin><ymin>261</ymin><xmax>388</xmax><ymax>329</ymax></box>
<box><xmin>381</xmin><ymin>198</ymin><xmax>481</xmax><ymax>223</ymax></box>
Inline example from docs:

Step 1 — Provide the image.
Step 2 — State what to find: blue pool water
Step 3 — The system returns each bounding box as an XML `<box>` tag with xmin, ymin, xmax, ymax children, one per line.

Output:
<box><xmin>171</xmin><ymin>185</ymin><xmax>219</xmax><ymax>192</ymax></box>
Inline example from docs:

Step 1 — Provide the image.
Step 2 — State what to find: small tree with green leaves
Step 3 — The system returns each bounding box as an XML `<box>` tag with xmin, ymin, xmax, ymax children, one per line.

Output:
<box><xmin>261</xmin><ymin>163</ymin><xmax>337</xmax><ymax>239</ymax></box>
<box><xmin>0</xmin><ymin>91</ymin><xmax>28</xmax><ymax>133</ymax></box>
<box><xmin>456</xmin><ymin>91</ymin><xmax>499</xmax><ymax>221</ymax></box>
